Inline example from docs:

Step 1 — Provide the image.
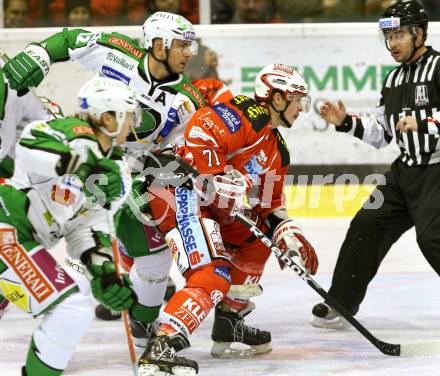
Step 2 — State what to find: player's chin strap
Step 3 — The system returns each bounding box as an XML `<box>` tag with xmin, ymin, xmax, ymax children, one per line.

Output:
<box><xmin>150</xmin><ymin>47</ymin><xmax>174</xmax><ymax>76</ymax></box>
<box><xmin>159</xmin><ymin>151</ymin><xmax>440</xmax><ymax>357</ymax></box>
<box><xmin>99</xmin><ymin>111</ymin><xmax>127</xmax><ymax>157</ymax></box>
<box><xmin>268</xmin><ymin>99</ymin><xmax>293</xmax><ymax>128</ymax></box>
<box><xmin>400</xmin><ymin>31</ymin><xmax>422</xmax><ymax>65</ymax></box>
<box><xmin>405</xmin><ymin>36</ymin><xmax>425</xmax><ymax>65</ymax></box>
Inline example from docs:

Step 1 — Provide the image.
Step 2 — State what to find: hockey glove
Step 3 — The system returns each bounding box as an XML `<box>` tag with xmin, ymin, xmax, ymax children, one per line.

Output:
<box><xmin>3</xmin><ymin>44</ymin><xmax>50</xmax><ymax>91</ymax></box>
<box><xmin>210</xmin><ymin>169</ymin><xmax>250</xmax><ymax>217</ymax></box>
<box><xmin>89</xmin><ymin>260</ymin><xmax>135</xmax><ymax>311</ymax></box>
<box><xmin>272</xmin><ymin>219</ymin><xmax>318</xmax><ymax>275</ymax></box>
<box><xmin>76</xmin><ymin>150</ymin><xmax>123</xmax><ymax>206</ymax></box>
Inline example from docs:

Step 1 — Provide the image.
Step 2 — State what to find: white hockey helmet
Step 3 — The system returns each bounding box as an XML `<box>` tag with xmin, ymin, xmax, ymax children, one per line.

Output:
<box><xmin>77</xmin><ymin>76</ymin><xmax>139</xmax><ymax>138</ymax></box>
<box><xmin>142</xmin><ymin>11</ymin><xmax>198</xmax><ymax>54</ymax></box>
<box><xmin>254</xmin><ymin>63</ymin><xmax>310</xmax><ymax>112</ymax></box>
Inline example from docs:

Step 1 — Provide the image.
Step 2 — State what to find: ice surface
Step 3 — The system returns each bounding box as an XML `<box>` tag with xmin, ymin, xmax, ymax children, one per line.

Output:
<box><xmin>2</xmin><ymin>219</ymin><xmax>440</xmax><ymax>375</ymax></box>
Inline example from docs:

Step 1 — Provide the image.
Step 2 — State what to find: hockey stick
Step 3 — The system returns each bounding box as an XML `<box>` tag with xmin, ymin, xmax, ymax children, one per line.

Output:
<box><xmin>106</xmin><ymin>211</ymin><xmax>138</xmax><ymax>375</ymax></box>
<box><xmin>159</xmin><ymin>152</ymin><xmax>440</xmax><ymax>357</ymax></box>
<box><xmin>64</xmin><ymin>256</ymin><xmax>261</xmax><ymax>299</ymax></box>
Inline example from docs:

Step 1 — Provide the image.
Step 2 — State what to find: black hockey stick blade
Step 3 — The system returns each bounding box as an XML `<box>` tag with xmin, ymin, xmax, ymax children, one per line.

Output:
<box><xmin>162</xmin><ymin>152</ymin><xmax>440</xmax><ymax>357</ymax></box>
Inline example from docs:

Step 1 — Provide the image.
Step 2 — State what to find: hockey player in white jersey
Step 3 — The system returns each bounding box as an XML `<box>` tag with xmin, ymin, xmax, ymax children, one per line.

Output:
<box><xmin>0</xmin><ymin>55</ymin><xmax>63</xmax><ymax>317</ymax></box>
<box><xmin>3</xmin><ymin>12</ymin><xmax>204</xmax><ymax>153</ymax></box>
<box><xmin>0</xmin><ymin>76</ymin><xmax>139</xmax><ymax>375</ymax></box>
<box><xmin>3</xmin><ymin>11</ymin><xmax>205</xmax><ymax>352</ymax></box>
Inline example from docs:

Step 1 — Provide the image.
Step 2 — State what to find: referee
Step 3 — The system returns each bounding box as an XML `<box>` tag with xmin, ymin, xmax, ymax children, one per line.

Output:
<box><xmin>311</xmin><ymin>0</ymin><xmax>440</xmax><ymax>328</ymax></box>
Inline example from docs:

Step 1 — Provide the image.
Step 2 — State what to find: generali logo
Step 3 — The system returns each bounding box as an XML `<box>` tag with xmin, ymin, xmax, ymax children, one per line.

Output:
<box><xmin>0</xmin><ymin>229</ymin><xmax>54</xmax><ymax>303</ymax></box>
<box><xmin>108</xmin><ymin>37</ymin><xmax>143</xmax><ymax>59</ymax></box>
<box><xmin>183</xmin><ymin>84</ymin><xmax>205</xmax><ymax>108</ymax></box>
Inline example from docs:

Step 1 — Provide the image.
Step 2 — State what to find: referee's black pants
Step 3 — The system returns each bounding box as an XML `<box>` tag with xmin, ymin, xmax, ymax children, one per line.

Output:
<box><xmin>327</xmin><ymin>159</ymin><xmax>440</xmax><ymax>315</ymax></box>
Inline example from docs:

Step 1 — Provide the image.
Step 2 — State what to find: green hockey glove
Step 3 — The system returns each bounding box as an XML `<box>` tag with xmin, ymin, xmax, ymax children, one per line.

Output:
<box><xmin>76</xmin><ymin>150</ymin><xmax>123</xmax><ymax>206</ymax></box>
<box><xmin>89</xmin><ymin>260</ymin><xmax>134</xmax><ymax>311</ymax></box>
<box><xmin>3</xmin><ymin>44</ymin><xmax>50</xmax><ymax>91</ymax></box>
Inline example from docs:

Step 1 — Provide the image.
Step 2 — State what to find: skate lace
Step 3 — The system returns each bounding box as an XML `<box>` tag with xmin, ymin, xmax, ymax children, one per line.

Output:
<box><xmin>234</xmin><ymin>318</ymin><xmax>258</xmax><ymax>342</ymax></box>
<box><xmin>145</xmin><ymin>321</ymin><xmax>159</xmax><ymax>337</ymax></box>
<box><xmin>157</xmin><ymin>343</ymin><xmax>176</xmax><ymax>361</ymax></box>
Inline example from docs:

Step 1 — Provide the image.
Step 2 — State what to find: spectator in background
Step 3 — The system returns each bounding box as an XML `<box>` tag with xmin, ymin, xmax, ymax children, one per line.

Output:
<box><xmin>47</xmin><ymin>0</ymin><xmax>124</xmax><ymax>26</ymax></box>
<box><xmin>66</xmin><ymin>0</ymin><xmax>91</xmax><ymax>26</ymax></box>
<box><xmin>186</xmin><ymin>43</ymin><xmax>220</xmax><ymax>80</ymax></box>
<box><xmin>186</xmin><ymin>40</ymin><xmax>233</xmax><ymax>85</ymax></box>
<box><xmin>186</xmin><ymin>41</ymin><xmax>233</xmax><ymax>105</ymax></box>
<box><xmin>276</xmin><ymin>0</ymin><xmax>363</xmax><ymax>22</ymax></box>
<box><xmin>231</xmin><ymin>0</ymin><xmax>282</xmax><ymax>23</ymax></box>
<box><xmin>419</xmin><ymin>0</ymin><xmax>439</xmax><ymax>20</ymax></box>
<box><xmin>4</xmin><ymin>0</ymin><xmax>29</xmax><ymax>27</ymax></box>
<box><xmin>363</xmin><ymin>0</ymin><xmax>398</xmax><ymax>19</ymax></box>
<box><xmin>211</xmin><ymin>0</ymin><xmax>234</xmax><ymax>23</ymax></box>
<box><xmin>150</xmin><ymin>0</ymin><xmax>180</xmax><ymax>13</ymax></box>
<box><xmin>148</xmin><ymin>0</ymin><xmax>199</xmax><ymax>23</ymax></box>
<box><xmin>125</xmin><ymin>0</ymin><xmax>149</xmax><ymax>24</ymax></box>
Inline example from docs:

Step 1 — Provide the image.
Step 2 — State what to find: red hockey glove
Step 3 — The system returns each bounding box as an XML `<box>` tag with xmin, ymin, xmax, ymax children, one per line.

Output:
<box><xmin>210</xmin><ymin>169</ymin><xmax>250</xmax><ymax>217</ymax></box>
<box><xmin>272</xmin><ymin>219</ymin><xmax>318</xmax><ymax>275</ymax></box>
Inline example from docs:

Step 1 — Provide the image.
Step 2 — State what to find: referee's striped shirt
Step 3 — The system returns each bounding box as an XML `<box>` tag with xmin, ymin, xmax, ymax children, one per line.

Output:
<box><xmin>337</xmin><ymin>46</ymin><xmax>440</xmax><ymax>166</ymax></box>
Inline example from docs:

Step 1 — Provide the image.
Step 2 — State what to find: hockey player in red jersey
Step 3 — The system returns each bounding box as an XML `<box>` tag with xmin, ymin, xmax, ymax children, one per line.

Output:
<box><xmin>137</xmin><ymin>63</ymin><xmax>319</xmax><ymax>375</ymax></box>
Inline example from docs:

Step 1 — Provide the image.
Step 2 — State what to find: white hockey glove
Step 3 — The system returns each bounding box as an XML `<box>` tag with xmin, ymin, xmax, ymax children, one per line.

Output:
<box><xmin>272</xmin><ymin>219</ymin><xmax>318</xmax><ymax>275</ymax></box>
<box><xmin>211</xmin><ymin>169</ymin><xmax>250</xmax><ymax>217</ymax></box>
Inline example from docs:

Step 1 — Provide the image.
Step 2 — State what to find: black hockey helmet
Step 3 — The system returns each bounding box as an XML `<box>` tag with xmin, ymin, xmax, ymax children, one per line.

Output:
<box><xmin>379</xmin><ymin>1</ymin><xmax>428</xmax><ymax>40</ymax></box>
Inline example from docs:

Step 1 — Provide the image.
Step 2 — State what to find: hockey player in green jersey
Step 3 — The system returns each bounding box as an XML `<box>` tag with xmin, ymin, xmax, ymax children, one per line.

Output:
<box><xmin>2</xmin><ymin>11</ymin><xmax>206</xmax><ymax>352</ymax></box>
<box><xmin>0</xmin><ymin>76</ymin><xmax>139</xmax><ymax>376</ymax></box>
<box><xmin>3</xmin><ymin>12</ymin><xmax>204</xmax><ymax>151</ymax></box>
<box><xmin>0</xmin><ymin>53</ymin><xmax>63</xmax><ymax>316</ymax></box>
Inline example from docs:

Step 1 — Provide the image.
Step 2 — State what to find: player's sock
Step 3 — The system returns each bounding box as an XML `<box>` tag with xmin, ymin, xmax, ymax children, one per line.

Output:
<box><xmin>23</xmin><ymin>339</ymin><xmax>63</xmax><ymax>376</ymax></box>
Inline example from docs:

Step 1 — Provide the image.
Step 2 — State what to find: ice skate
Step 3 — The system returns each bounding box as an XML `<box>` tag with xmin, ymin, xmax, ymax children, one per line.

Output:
<box><xmin>130</xmin><ymin>317</ymin><xmax>159</xmax><ymax>355</ymax></box>
<box><xmin>210</xmin><ymin>305</ymin><xmax>272</xmax><ymax>358</ymax></box>
<box><xmin>137</xmin><ymin>333</ymin><xmax>198</xmax><ymax>376</ymax></box>
<box><xmin>310</xmin><ymin>302</ymin><xmax>349</xmax><ymax>329</ymax></box>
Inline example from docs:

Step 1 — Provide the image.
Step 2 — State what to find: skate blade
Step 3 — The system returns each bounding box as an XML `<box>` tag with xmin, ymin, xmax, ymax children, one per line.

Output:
<box><xmin>172</xmin><ymin>366</ymin><xmax>198</xmax><ymax>375</ymax></box>
<box><xmin>310</xmin><ymin>315</ymin><xmax>349</xmax><ymax>330</ymax></box>
<box><xmin>211</xmin><ymin>341</ymin><xmax>272</xmax><ymax>358</ymax></box>
<box><xmin>137</xmin><ymin>364</ymin><xmax>160</xmax><ymax>376</ymax></box>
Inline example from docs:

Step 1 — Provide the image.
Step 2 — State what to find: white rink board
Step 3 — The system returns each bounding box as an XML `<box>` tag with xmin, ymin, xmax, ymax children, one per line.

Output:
<box><xmin>2</xmin><ymin>23</ymin><xmax>440</xmax><ymax>164</ymax></box>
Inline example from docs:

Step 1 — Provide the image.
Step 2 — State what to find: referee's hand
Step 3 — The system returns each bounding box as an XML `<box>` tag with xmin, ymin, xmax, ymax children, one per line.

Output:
<box><xmin>396</xmin><ymin>116</ymin><xmax>418</xmax><ymax>132</ymax></box>
<box><xmin>319</xmin><ymin>100</ymin><xmax>346</xmax><ymax>126</ymax></box>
